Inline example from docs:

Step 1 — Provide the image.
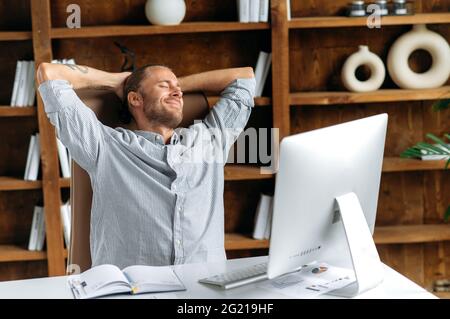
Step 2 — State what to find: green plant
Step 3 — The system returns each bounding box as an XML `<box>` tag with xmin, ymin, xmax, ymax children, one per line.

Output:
<box><xmin>400</xmin><ymin>98</ymin><xmax>449</xmax><ymax>222</ymax></box>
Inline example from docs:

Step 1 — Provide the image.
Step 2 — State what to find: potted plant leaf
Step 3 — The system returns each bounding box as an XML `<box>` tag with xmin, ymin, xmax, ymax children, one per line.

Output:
<box><xmin>400</xmin><ymin>98</ymin><xmax>449</xmax><ymax>222</ymax></box>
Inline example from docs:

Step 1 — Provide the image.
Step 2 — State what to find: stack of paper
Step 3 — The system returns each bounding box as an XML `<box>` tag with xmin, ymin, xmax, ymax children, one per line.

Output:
<box><xmin>237</xmin><ymin>0</ymin><xmax>270</xmax><ymax>23</ymax></box>
<box><xmin>254</xmin><ymin>51</ymin><xmax>272</xmax><ymax>97</ymax></box>
<box><xmin>253</xmin><ymin>194</ymin><xmax>274</xmax><ymax>240</ymax></box>
<box><xmin>10</xmin><ymin>61</ymin><xmax>36</xmax><ymax>107</ymax></box>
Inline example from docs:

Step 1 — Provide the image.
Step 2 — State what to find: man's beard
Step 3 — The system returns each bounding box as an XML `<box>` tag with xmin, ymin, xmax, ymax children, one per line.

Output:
<box><xmin>144</xmin><ymin>101</ymin><xmax>183</xmax><ymax>129</ymax></box>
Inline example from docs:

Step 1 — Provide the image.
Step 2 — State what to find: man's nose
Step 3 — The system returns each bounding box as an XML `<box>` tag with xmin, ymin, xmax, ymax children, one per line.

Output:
<box><xmin>171</xmin><ymin>89</ymin><xmax>183</xmax><ymax>98</ymax></box>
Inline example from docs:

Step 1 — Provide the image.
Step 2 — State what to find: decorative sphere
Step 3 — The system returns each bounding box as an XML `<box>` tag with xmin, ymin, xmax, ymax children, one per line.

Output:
<box><xmin>145</xmin><ymin>0</ymin><xmax>186</xmax><ymax>26</ymax></box>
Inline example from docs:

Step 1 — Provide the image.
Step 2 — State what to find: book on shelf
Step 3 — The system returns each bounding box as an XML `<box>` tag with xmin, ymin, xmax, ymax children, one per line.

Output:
<box><xmin>254</xmin><ymin>51</ymin><xmax>272</xmax><ymax>97</ymax></box>
<box><xmin>253</xmin><ymin>193</ymin><xmax>273</xmax><ymax>240</ymax></box>
<box><xmin>238</xmin><ymin>0</ymin><xmax>250</xmax><ymax>23</ymax></box>
<box><xmin>237</xmin><ymin>0</ymin><xmax>269</xmax><ymax>22</ymax></box>
<box><xmin>68</xmin><ymin>264</ymin><xmax>186</xmax><ymax>299</ymax></box>
<box><xmin>57</xmin><ymin>137</ymin><xmax>71</xmax><ymax>178</ymax></box>
<box><xmin>28</xmin><ymin>201</ymin><xmax>71</xmax><ymax>251</ymax></box>
<box><xmin>259</xmin><ymin>0</ymin><xmax>269</xmax><ymax>22</ymax></box>
<box><xmin>286</xmin><ymin>0</ymin><xmax>291</xmax><ymax>20</ymax></box>
<box><xmin>10</xmin><ymin>60</ymin><xmax>36</xmax><ymax>107</ymax></box>
<box><xmin>24</xmin><ymin>133</ymin><xmax>40</xmax><ymax>181</ymax></box>
<box><xmin>60</xmin><ymin>201</ymin><xmax>71</xmax><ymax>248</ymax></box>
<box><xmin>28</xmin><ymin>206</ymin><xmax>45</xmax><ymax>251</ymax></box>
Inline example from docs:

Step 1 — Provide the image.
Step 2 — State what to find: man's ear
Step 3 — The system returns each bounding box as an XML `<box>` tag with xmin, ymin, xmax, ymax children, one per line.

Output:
<box><xmin>128</xmin><ymin>91</ymin><xmax>143</xmax><ymax>110</ymax></box>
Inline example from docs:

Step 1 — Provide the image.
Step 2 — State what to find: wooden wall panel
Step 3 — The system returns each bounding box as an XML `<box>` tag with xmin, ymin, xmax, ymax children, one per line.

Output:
<box><xmin>50</xmin><ymin>0</ymin><xmax>238</xmax><ymax>27</ymax></box>
<box><xmin>0</xmin><ymin>261</ymin><xmax>47</xmax><ymax>282</ymax></box>
<box><xmin>0</xmin><ymin>190</ymin><xmax>43</xmax><ymax>244</ymax></box>
<box><xmin>378</xmin><ymin>244</ymin><xmax>425</xmax><ymax>286</ymax></box>
<box><xmin>0</xmin><ymin>118</ymin><xmax>38</xmax><ymax>176</ymax></box>
<box><xmin>0</xmin><ymin>0</ymin><xmax>31</xmax><ymax>31</ymax></box>
<box><xmin>424</xmin><ymin>242</ymin><xmax>447</xmax><ymax>291</ymax></box>
<box><xmin>377</xmin><ymin>172</ymin><xmax>425</xmax><ymax>226</ymax></box>
<box><xmin>0</xmin><ymin>41</ymin><xmax>34</xmax><ymax>104</ymax></box>
<box><xmin>224</xmin><ymin>180</ymin><xmax>274</xmax><ymax>234</ymax></box>
<box><xmin>52</xmin><ymin>30</ymin><xmax>271</xmax><ymax>75</ymax></box>
<box><xmin>290</xmin><ymin>102</ymin><xmax>425</xmax><ymax>156</ymax></box>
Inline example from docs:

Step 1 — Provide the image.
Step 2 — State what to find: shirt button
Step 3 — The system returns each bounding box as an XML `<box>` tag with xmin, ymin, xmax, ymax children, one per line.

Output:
<box><xmin>176</xmin><ymin>240</ymin><xmax>182</xmax><ymax>246</ymax></box>
<box><xmin>178</xmin><ymin>206</ymin><xmax>183</xmax><ymax>212</ymax></box>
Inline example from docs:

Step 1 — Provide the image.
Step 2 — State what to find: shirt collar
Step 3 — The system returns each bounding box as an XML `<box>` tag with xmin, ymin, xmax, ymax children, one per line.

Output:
<box><xmin>134</xmin><ymin>130</ymin><xmax>179</xmax><ymax>145</ymax></box>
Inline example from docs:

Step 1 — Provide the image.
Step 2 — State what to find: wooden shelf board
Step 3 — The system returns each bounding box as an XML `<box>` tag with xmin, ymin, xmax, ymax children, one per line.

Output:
<box><xmin>374</xmin><ymin>224</ymin><xmax>450</xmax><ymax>244</ymax></box>
<box><xmin>0</xmin><ymin>246</ymin><xmax>68</xmax><ymax>263</ymax></box>
<box><xmin>0</xmin><ymin>245</ymin><xmax>47</xmax><ymax>262</ymax></box>
<box><xmin>0</xmin><ymin>107</ymin><xmax>36</xmax><ymax>117</ymax></box>
<box><xmin>434</xmin><ymin>292</ymin><xmax>450</xmax><ymax>299</ymax></box>
<box><xmin>60</xmin><ymin>178</ymin><xmax>70</xmax><ymax>188</ymax></box>
<box><xmin>207</xmin><ymin>96</ymin><xmax>271</xmax><ymax>107</ymax></box>
<box><xmin>382</xmin><ymin>158</ymin><xmax>448</xmax><ymax>172</ymax></box>
<box><xmin>225</xmin><ymin>233</ymin><xmax>269</xmax><ymax>250</ymax></box>
<box><xmin>289</xmin><ymin>13</ymin><xmax>450</xmax><ymax>29</ymax></box>
<box><xmin>225</xmin><ymin>165</ymin><xmax>274</xmax><ymax>181</ymax></box>
<box><xmin>51</xmin><ymin>22</ymin><xmax>270</xmax><ymax>39</ymax></box>
<box><xmin>0</xmin><ymin>31</ymin><xmax>32</xmax><ymax>41</ymax></box>
<box><xmin>0</xmin><ymin>177</ymin><xmax>42</xmax><ymax>191</ymax></box>
<box><xmin>225</xmin><ymin>224</ymin><xmax>450</xmax><ymax>250</ymax></box>
<box><xmin>290</xmin><ymin>86</ymin><xmax>450</xmax><ymax>105</ymax></box>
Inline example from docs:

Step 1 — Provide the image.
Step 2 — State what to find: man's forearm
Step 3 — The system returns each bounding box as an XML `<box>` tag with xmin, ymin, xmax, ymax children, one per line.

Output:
<box><xmin>36</xmin><ymin>62</ymin><xmax>128</xmax><ymax>93</ymax></box>
<box><xmin>178</xmin><ymin>67</ymin><xmax>254</xmax><ymax>94</ymax></box>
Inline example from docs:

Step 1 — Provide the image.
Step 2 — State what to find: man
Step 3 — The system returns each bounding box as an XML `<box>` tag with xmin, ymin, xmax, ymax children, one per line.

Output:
<box><xmin>37</xmin><ymin>62</ymin><xmax>255</xmax><ymax>268</ymax></box>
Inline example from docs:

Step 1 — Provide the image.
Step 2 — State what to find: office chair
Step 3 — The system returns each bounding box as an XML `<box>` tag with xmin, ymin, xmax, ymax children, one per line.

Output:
<box><xmin>68</xmin><ymin>89</ymin><xmax>209</xmax><ymax>272</ymax></box>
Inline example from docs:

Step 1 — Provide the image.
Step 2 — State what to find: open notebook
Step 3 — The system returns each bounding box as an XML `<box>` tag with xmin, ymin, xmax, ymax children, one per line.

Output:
<box><xmin>68</xmin><ymin>264</ymin><xmax>185</xmax><ymax>299</ymax></box>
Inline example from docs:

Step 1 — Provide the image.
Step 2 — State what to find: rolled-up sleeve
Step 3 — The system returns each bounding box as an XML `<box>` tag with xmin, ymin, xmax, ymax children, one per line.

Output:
<box><xmin>38</xmin><ymin>80</ymin><xmax>105</xmax><ymax>172</ymax></box>
<box><xmin>203</xmin><ymin>77</ymin><xmax>256</xmax><ymax>156</ymax></box>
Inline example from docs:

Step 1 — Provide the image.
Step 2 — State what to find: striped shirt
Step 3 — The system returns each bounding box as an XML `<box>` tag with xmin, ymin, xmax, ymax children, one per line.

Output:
<box><xmin>38</xmin><ymin>77</ymin><xmax>255</xmax><ymax>269</ymax></box>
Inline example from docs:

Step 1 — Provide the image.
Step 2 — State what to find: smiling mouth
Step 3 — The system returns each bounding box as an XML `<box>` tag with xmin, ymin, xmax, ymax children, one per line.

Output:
<box><xmin>167</xmin><ymin>99</ymin><xmax>181</xmax><ymax>105</ymax></box>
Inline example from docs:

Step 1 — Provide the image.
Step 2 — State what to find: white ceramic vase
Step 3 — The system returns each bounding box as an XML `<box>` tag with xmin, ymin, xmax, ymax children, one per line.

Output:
<box><xmin>387</xmin><ymin>24</ymin><xmax>450</xmax><ymax>89</ymax></box>
<box><xmin>145</xmin><ymin>0</ymin><xmax>186</xmax><ymax>26</ymax></box>
<box><xmin>341</xmin><ymin>45</ymin><xmax>386</xmax><ymax>92</ymax></box>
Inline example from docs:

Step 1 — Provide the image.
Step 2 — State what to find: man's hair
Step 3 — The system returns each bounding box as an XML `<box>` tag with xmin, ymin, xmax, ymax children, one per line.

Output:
<box><xmin>119</xmin><ymin>64</ymin><xmax>171</xmax><ymax>124</ymax></box>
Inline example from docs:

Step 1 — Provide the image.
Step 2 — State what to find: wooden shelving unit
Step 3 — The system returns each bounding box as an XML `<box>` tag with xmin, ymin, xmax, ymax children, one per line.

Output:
<box><xmin>0</xmin><ymin>177</ymin><xmax>42</xmax><ymax>191</ymax></box>
<box><xmin>434</xmin><ymin>292</ymin><xmax>450</xmax><ymax>299</ymax></box>
<box><xmin>225</xmin><ymin>224</ymin><xmax>450</xmax><ymax>250</ymax></box>
<box><xmin>0</xmin><ymin>31</ymin><xmax>32</xmax><ymax>41</ymax></box>
<box><xmin>207</xmin><ymin>96</ymin><xmax>271</xmax><ymax>107</ymax></box>
<box><xmin>51</xmin><ymin>22</ymin><xmax>270</xmax><ymax>39</ymax></box>
<box><xmin>225</xmin><ymin>233</ymin><xmax>269</xmax><ymax>250</ymax></box>
<box><xmin>0</xmin><ymin>245</ymin><xmax>67</xmax><ymax>263</ymax></box>
<box><xmin>0</xmin><ymin>107</ymin><xmax>36</xmax><ymax>117</ymax></box>
<box><xmin>373</xmin><ymin>225</ymin><xmax>450</xmax><ymax>244</ymax></box>
<box><xmin>382</xmin><ymin>158</ymin><xmax>448</xmax><ymax>172</ymax></box>
<box><xmin>288</xmin><ymin>13</ymin><xmax>450</xmax><ymax>29</ymax></box>
<box><xmin>290</xmin><ymin>86</ymin><xmax>450</xmax><ymax>105</ymax></box>
<box><xmin>0</xmin><ymin>245</ymin><xmax>47</xmax><ymax>262</ymax></box>
<box><xmin>224</xmin><ymin>165</ymin><xmax>274</xmax><ymax>181</ymax></box>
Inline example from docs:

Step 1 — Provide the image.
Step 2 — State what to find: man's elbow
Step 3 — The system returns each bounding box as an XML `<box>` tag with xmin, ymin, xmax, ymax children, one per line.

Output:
<box><xmin>36</xmin><ymin>62</ymin><xmax>54</xmax><ymax>84</ymax></box>
<box><xmin>242</xmin><ymin>67</ymin><xmax>255</xmax><ymax>79</ymax></box>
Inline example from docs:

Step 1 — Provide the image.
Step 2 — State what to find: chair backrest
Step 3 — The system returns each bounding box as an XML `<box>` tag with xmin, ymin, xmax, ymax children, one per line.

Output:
<box><xmin>68</xmin><ymin>90</ymin><xmax>209</xmax><ymax>272</ymax></box>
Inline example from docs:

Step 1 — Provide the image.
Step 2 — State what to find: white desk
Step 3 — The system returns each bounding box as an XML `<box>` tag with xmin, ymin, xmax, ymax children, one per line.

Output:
<box><xmin>0</xmin><ymin>256</ymin><xmax>437</xmax><ymax>299</ymax></box>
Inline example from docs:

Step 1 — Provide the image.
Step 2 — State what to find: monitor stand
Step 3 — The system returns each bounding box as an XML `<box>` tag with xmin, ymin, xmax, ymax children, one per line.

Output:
<box><xmin>328</xmin><ymin>192</ymin><xmax>384</xmax><ymax>297</ymax></box>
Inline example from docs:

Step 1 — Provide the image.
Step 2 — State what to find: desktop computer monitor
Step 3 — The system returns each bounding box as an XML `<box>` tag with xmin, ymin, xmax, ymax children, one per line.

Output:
<box><xmin>267</xmin><ymin>114</ymin><xmax>388</xmax><ymax>296</ymax></box>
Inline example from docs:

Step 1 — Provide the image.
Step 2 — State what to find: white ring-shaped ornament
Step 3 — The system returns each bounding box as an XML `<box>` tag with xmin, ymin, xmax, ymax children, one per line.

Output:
<box><xmin>387</xmin><ymin>24</ymin><xmax>450</xmax><ymax>89</ymax></box>
<box><xmin>341</xmin><ymin>45</ymin><xmax>386</xmax><ymax>92</ymax></box>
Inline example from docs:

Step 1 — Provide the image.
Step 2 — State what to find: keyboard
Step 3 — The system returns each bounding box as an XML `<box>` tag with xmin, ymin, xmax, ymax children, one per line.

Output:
<box><xmin>198</xmin><ymin>262</ymin><xmax>268</xmax><ymax>289</ymax></box>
